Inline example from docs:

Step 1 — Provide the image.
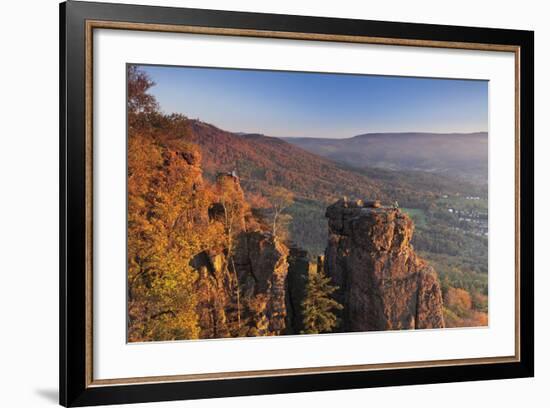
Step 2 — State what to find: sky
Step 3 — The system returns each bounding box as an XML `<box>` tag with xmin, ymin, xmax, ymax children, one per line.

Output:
<box><xmin>138</xmin><ymin>64</ymin><xmax>488</xmax><ymax>139</ymax></box>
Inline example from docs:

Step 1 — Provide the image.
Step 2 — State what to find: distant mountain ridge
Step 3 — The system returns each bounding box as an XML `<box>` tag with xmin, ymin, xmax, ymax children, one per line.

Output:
<box><xmin>353</xmin><ymin>131</ymin><xmax>487</xmax><ymax>138</ymax></box>
<box><xmin>282</xmin><ymin>132</ymin><xmax>488</xmax><ymax>184</ymax></box>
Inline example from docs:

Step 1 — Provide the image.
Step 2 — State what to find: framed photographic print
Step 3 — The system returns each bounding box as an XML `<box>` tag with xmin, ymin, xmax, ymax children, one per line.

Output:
<box><xmin>59</xmin><ymin>1</ymin><xmax>534</xmax><ymax>406</ymax></box>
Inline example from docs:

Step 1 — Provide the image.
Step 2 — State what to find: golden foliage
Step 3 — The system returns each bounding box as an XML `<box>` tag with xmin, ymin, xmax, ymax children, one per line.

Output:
<box><xmin>445</xmin><ymin>287</ymin><xmax>472</xmax><ymax>313</ymax></box>
<box><xmin>443</xmin><ymin>287</ymin><xmax>488</xmax><ymax>328</ymax></box>
<box><xmin>126</xmin><ymin>70</ymin><xmax>226</xmax><ymax>341</ymax></box>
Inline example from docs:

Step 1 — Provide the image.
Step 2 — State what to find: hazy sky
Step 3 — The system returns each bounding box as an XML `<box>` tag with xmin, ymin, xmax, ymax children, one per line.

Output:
<box><xmin>138</xmin><ymin>64</ymin><xmax>488</xmax><ymax>139</ymax></box>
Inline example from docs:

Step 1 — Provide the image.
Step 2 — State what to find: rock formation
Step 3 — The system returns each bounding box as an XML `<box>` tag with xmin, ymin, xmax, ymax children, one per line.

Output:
<box><xmin>192</xmin><ymin>249</ymin><xmax>232</xmax><ymax>339</ymax></box>
<box><xmin>324</xmin><ymin>198</ymin><xmax>445</xmax><ymax>331</ymax></box>
<box><xmin>233</xmin><ymin>231</ymin><xmax>289</xmax><ymax>336</ymax></box>
<box><xmin>191</xmin><ymin>172</ymin><xmax>291</xmax><ymax>338</ymax></box>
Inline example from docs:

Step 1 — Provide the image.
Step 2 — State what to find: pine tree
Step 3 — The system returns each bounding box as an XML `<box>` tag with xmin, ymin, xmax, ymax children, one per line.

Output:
<box><xmin>301</xmin><ymin>270</ymin><xmax>343</xmax><ymax>334</ymax></box>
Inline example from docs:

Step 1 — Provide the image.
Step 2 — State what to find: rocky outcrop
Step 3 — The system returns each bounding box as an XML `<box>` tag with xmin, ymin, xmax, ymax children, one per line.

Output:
<box><xmin>192</xmin><ymin>231</ymin><xmax>290</xmax><ymax>338</ymax></box>
<box><xmin>192</xmin><ymin>249</ymin><xmax>232</xmax><ymax>339</ymax></box>
<box><xmin>324</xmin><ymin>198</ymin><xmax>445</xmax><ymax>331</ymax></box>
<box><xmin>233</xmin><ymin>231</ymin><xmax>289</xmax><ymax>336</ymax></box>
<box><xmin>191</xmin><ymin>171</ymin><xmax>291</xmax><ymax>338</ymax></box>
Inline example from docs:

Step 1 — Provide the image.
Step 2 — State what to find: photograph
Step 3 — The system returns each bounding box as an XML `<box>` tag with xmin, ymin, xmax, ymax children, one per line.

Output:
<box><xmin>53</xmin><ymin>1</ymin><xmax>535</xmax><ymax>405</ymax></box>
<box><xmin>127</xmin><ymin>64</ymin><xmax>489</xmax><ymax>343</ymax></box>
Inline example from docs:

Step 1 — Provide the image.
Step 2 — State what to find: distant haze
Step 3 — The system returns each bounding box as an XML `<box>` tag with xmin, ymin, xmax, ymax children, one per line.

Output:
<box><xmin>283</xmin><ymin>132</ymin><xmax>488</xmax><ymax>184</ymax></box>
<box><xmin>139</xmin><ymin>65</ymin><xmax>488</xmax><ymax>139</ymax></box>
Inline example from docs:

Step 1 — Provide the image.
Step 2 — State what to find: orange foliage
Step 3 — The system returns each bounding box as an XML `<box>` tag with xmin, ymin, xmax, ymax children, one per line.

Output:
<box><xmin>445</xmin><ymin>287</ymin><xmax>472</xmax><ymax>312</ymax></box>
<box><xmin>126</xmin><ymin>67</ymin><xmax>227</xmax><ymax>342</ymax></box>
<box><xmin>443</xmin><ymin>287</ymin><xmax>487</xmax><ymax>328</ymax></box>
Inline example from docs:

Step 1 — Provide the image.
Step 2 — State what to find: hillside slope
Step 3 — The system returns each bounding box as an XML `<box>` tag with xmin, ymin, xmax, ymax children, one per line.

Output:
<box><xmin>185</xmin><ymin>121</ymin><xmax>386</xmax><ymax>202</ymax></box>
<box><xmin>283</xmin><ymin>132</ymin><xmax>488</xmax><ymax>184</ymax></box>
<box><xmin>184</xmin><ymin>121</ymin><xmax>484</xmax><ymax>203</ymax></box>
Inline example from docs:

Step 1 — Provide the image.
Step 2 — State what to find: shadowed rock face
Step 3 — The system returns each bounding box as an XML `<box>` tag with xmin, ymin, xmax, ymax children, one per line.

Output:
<box><xmin>324</xmin><ymin>199</ymin><xmax>445</xmax><ymax>331</ymax></box>
<box><xmin>192</xmin><ymin>231</ymin><xmax>290</xmax><ymax>338</ymax></box>
<box><xmin>285</xmin><ymin>247</ymin><xmax>310</xmax><ymax>334</ymax></box>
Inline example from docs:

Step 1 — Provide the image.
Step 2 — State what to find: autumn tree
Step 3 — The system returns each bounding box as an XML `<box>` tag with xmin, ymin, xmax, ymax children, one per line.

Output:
<box><xmin>444</xmin><ymin>287</ymin><xmax>472</xmax><ymax>317</ymax></box>
<box><xmin>214</xmin><ymin>174</ymin><xmax>248</xmax><ymax>333</ymax></box>
<box><xmin>246</xmin><ymin>192</ymin><xmax>271</xmax><ymax>231</ymax></box>
<box><xmin>126</xmin><ymin>65</ymin><xmax>224</xmax><ymax>342</ymax></box>
<box><xmin>301</xmin><ymin>268</ymin><xmax>343</xmax><ymax>334</ymax></box>
<box><xmin>127</xmin><ymin>65</ymin><xmax>159</xmax><ymax>129</ymax></box>
<box><xmin>267</xmin><ymin>187</ymin><xmax>294</xmax><ymax>238</ymax></box>
<box><xmin>127</xmin><ymin>135</ymin><xmax>218</xmax><ymax>341</ymax></box>
<box><xmin>442</xmin><ymin>286</ymin><xmax>487</xmax><ymax>328</ymax></box>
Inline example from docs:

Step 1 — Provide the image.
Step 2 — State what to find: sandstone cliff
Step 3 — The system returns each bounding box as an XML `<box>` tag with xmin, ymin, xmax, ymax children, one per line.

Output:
<box><xmin>233</xmin><ymin>231</ymin><xmax>289</xmax><ymax>336</ymax></box>
<box><xmin>324</xmin><ymin>198</ymin><xmax>445</xmax><ymax>331</ymax></box>
<box><xmin>191</xmin><ymin>173</ymin><xmax>291</xmax><ymax>338</ymax></box>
